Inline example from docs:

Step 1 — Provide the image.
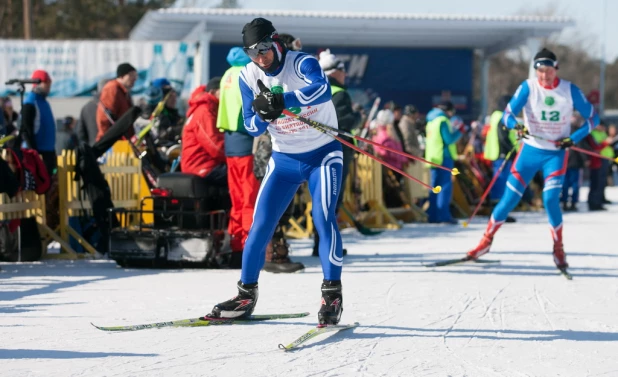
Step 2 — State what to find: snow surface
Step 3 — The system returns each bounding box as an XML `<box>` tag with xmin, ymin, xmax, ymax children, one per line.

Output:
<box><xmin>2</xmin><ymin>187</ymin><xmax>618</xmax><ymax>377</ymax></box>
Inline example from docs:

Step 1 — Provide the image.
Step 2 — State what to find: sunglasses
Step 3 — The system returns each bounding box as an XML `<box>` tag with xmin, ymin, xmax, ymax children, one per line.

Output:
<box><xmin>244</xmin><ymin>37</ymin><xmax>274</xmax><ymax>58</ymax></box>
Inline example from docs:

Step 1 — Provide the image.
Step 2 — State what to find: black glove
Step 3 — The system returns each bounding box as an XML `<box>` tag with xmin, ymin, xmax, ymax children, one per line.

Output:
<box><xmin>252</xmin><ymin>79</ymin><xmax>285</xmax><ymax>122</ymax></box>
<box><xmin>514</xmin><ymin>123</ymin><xmax>529</xmax><ymax>139</ymax></box>
<box><xmin>558</xmin><ymin>137</ymin><xmax>574</xmax><ymax>149</ymax></box>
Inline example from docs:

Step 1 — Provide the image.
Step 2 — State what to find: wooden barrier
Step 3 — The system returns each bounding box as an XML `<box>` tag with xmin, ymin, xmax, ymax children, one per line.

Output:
<box><xmin>57</xmin><ymin>149</ymin><xmax>142</xmax><ymax>256</ymax></box>
<box><xmin>344</xmin><ymin>154</ymin><xmax>401</xmax><ymax>230</ymax></box>
<box><xmin>0</xmin><ymin>190</ymin><xmax>79</xmax><ymax>259</ymax></box>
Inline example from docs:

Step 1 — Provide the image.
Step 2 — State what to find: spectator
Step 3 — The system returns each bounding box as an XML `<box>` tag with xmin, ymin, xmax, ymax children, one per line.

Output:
<box><xmin>399</xmin><ymin>104</ymin><xmax>427</xmax><ymax>203</ymax></box>
<box><xmin>609</xmin><ymin>124</ymin><xmax>618</xmax><ymax>185</ymax></box>
<box><xmin>21</xmin><ymin>70</ymin><xmax>56</xmax><ymax>176</ymax></box>
<box><xmin>398</xmin><ymin>105</ymin><xmax>423</xmax><ymax>158</ymax></box>
<box><xmin>372</xmin><ymin>109</ymin><xmax>408</xmax><ymax>208</ymax></box>
<box><xmin>56</xmin><ymin>116</ymin><xmax>79</xmax><ymax>154</ymax></box>
<box><xmin>584</xmin><ymin>122</ymin><xmax>613</xmax><ymax>211</ymax></box>
<box><xmin>150</xmin><ymin>78</ymin><xmax>183</xmax><ymax>143</ymax></box>
<box><xmin>590</xmin><ymin>121</ymin><xmax>615</xmax><ymax>206</ymax></box>
<box><xmin>21</xmin><ymin>69</ymin><xmax>58</xmax><ymax>229</ymax></box>
<box><xmin>561</xmin><ymin>115</ymin><xmax>586</xmax><ymax>211</ymax></box>
<box><xmin>2</xmin><ymin>97</ymin><xmax>19</xmax><ymax>134</ymax></box>
<box><xmin>372</xmin><ymin>109</ymin><xmax>408</xmax><ymax>171</ymax></box>
<box><xmin>216</xmin><ymin>47</ymin><xmax>260</xmax><ymax>269</ymax></box>
<box><xmin>424</xmin><ymin>100</ymin><xmax>463</xmax><ymax>224</ymax></box>
<box><xmin>76</xmin><ymin>79</ymin><xmax>108</xmax><ymax>146</ymax></box>
<box><xmin>96</xmin><ymin>63</ymin><xmax>137</xmax><ymax>142</ymax></box>
<box><xmin>180</xmin><ymin>77</ymin><xmax>226</xmax><ymax>187</ymax></box>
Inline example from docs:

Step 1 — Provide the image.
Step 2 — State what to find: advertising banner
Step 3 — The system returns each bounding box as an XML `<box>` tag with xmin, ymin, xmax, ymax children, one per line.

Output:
<box><xmin>0</xmin><ymin>40</ymin><xmax>196</xmax><ymax>99</ymax></box>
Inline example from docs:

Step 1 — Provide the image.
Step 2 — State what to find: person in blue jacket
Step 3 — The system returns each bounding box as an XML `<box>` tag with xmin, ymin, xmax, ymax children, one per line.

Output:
<box><xmin>424</xmin><ymin>100</ymin><xmax>463</xmax><ymax>224</ymax></box>
<box><xmin>21</xmin><ymin>69</ymin><xmax>57</xmax><ymax>176</ymax></box>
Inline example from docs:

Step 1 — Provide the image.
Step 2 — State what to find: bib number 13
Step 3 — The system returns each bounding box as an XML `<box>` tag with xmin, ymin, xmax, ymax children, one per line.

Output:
<box><xmin>541</xmin><ymin>110</ymin><xmax>560</xmax><ymax>122</ymax></box>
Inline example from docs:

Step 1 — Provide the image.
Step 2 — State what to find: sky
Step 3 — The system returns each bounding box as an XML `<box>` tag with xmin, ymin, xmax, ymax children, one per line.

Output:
<box><xmin>175</xmin><ymin>0</ymin><xmax>618</xmax><ymax>62</ymax></box>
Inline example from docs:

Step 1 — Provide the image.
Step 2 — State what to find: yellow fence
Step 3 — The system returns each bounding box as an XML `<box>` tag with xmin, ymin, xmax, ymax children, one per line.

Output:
<box><xmin>57</xmin><ymin>149</ymin><xmax>142</xmax><ymax>257</ymax></box>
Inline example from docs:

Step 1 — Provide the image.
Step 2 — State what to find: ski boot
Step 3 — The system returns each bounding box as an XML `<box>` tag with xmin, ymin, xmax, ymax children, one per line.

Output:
<box><xmin>553</xmin><ymin>242</ymin><xmax>568</xmax><ymax>269</ymax></box>
<box><xmin>318</xmin><ymin>280</ymin><xmax>343</xmax><ymax>325</ymax></box>
<box><xmin>467</xmin><ymin>217</ymin><xmax>503</xmax><ymax>260</ymax></box>
<box><xmin>208</xmin><ymin>280</ymin><xmax>258</xmax><ymax>319</ymax></box>
<box><xmin>550</xmin><ymin>225</ymin><xmax>568</xmax><ymax>269</ymax></box>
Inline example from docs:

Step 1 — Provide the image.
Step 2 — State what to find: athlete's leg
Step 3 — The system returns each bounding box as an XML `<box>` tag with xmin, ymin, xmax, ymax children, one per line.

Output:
<box><xmin>468</xmin><ymin>145</ymin><xmax>542</xmax><ymax>259</ymax></box>
<box><xmin>542</xmin><ymin>149</ymin><xmax>568</xmax><ymax>228</ymax></box>
<box><xmin>492</xmin><ymin>145</ymin><xmax>541</xmax><ymax>222</ymax></box>
<box><xmin>307</xmin><ymin>148</ymin><xmax>344</xmax><ymax>281</ymax></box>
<box><xmin>240</xmin><ymin>157</ymin><xmax>302</xmax><ymax>284</ymax></box>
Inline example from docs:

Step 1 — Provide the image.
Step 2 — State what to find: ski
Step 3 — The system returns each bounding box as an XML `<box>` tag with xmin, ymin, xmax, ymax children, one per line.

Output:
<box><xmin>278</xmin><ymin>322</ymin><xmax>359</xmax><ymax>351</ymax></box>
<box><xmin>92</xmin><ymin>312</ymin><xmax>310</xmax><ymax>332</ymax></box>
<box><xmin>423</xmin><ymin>256</ymin><xmax>500</xmax><ymax>268</ymax></box>
<box><xmin>558</xmin><ymin>268</ymin><xmax>573</xmax><ymax>280</ymax></box>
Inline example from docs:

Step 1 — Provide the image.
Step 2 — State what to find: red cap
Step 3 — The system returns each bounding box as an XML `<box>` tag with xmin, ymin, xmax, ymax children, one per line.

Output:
<box><xmin>31</xmin><ymin>70</ymin><xmax>52</xmax><ymax>84</ymax></box>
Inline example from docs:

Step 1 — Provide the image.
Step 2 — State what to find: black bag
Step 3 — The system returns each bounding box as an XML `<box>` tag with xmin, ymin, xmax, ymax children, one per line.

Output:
<box><xmin>0</xmin><ymin>218</ymin><xmax>42</xmax><ymax>262</ymax></box>
<box><xmin>0</xmin><ymin>157</ymin><xmax>20</xmax><ymax>197</ymax></box>
<box><xmin>74</xmin><ymin>143</ymin><xmax>119</xmax><ymax>253</ymax></box>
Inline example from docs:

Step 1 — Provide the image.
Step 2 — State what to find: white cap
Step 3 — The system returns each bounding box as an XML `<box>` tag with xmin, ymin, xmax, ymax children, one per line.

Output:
<box><xmin>375</xmin><ymin>109</ymin><xmax>394</xmax><ymax>126</ymax></box>
<box><xmin>318</xmin><ymin>49</ymin><xmax>345</xmax><ymax>75</ymax></box>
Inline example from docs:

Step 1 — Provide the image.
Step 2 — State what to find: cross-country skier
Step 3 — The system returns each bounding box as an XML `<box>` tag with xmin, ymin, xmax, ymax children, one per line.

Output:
<box><xmin>467</xmin><ymin>48</ymin><xmax>599</xmax><ymax>270</ymax></box>
<box><xmin>207</xmin><ymin>18</ymin><xmax>344</xmax><ymax>325</ymax></box>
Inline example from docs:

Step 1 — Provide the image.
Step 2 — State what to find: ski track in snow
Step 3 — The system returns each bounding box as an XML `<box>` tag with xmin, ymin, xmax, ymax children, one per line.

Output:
<box><xmin>2</xmin><ymin>187</ymin><xmax>618</xmax><ymax>376</ymax></box>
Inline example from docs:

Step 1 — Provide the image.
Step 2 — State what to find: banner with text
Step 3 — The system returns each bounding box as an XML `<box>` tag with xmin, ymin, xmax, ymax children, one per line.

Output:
<box><xmin>0</xmin><ymin>40</ymin><xmax>196</xmax><ymax>98</ymax></box>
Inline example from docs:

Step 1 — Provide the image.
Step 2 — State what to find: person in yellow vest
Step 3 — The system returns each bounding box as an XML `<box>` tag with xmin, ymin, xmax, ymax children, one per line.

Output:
<box><xmin>217</xmin><ymin>47</ymin><xmax>260</xmax><ymax>269</ymax></box>
<box><xmin>424</xmin><ymin>100</ymin><xmax>463</xmax><ymax>223</ymax></box>
<box><xmin>483</xmin><ymin>95</ymin><xmax>518</xmax><ymax>222</ymax></box>
<box><xmin>586</xmin><ymin>121</ymin><xmax>615</xmax><ymax>210</ymax></box>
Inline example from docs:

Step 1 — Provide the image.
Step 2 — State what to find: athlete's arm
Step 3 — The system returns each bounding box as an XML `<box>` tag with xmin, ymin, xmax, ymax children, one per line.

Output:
<box><xmin>570</xmin><ymin>83</ymin><xmax>600</xmax><ymax>143</ymax></box>
<box><xmin>502</xmin><ymin>81</ymin><xmax>530</xmax><ymax>129</ymax></box>
<box><xmin>239</xmin><ymin>70</ymin><xmax>269</xmax><ymax>137</ymax></box>
<box><xmin>282</xmin><ymin>54</ymin><xmax>332</xmax><ymax>108</ymax></box>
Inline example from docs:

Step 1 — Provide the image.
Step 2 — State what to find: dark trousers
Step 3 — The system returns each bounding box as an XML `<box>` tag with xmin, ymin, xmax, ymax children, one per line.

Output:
<box><xmin>588</xmin><ymin>167</ymin><xmax>603</xmax><ymax>208</ymax></box>
<box><xmin>561</xmin><ymin>168</ymin><xmax>580</xmax><ymax>204</ymax></box>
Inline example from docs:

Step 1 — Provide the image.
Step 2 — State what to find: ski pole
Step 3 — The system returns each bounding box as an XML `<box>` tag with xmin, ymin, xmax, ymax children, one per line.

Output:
<box><xmin>282</xmin><ymin>110</ymin><xmax>442</xmax><ymax>193</ymax></box>
<box><xmin>462</xmin><ymin>145</ymin><xmax>518</xmax><ymax>228</ymax></box>
<box><xmin>0</xmin><ymin>134</ymin><xmax>16</xmax><ymax>146</ymax></box>
<box><xmin>530</xmin><ymin>134</ymin><xmax>618</xmax><ymax>163</ymax></box>
<box><xmin>134</xmin><ymin>92</ymin><xmax>172</xmax><ymax>146</ymax></box>
<box><xmin>285</xmin><ymin>111</ymin><xmax>459</xmax><ymax>176</ymax></box>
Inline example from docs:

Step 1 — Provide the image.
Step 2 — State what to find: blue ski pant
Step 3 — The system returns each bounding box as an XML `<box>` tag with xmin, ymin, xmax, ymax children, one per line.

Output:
<box><xmin>492</xmin><ymin>144</ymin><xmax>567</xmax><ymax>228</ymax></box>
<box><xmin>241</xmin><ymin>141</ymin><xmax>344</xmax><ymax>284</ymax></box>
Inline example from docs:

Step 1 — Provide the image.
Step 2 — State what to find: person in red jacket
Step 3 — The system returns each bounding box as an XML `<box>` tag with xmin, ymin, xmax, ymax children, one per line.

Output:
<box><xmin>180</xmin><ymin>77</ymin><xmax>227</xmax><ymax>186</ymax></box>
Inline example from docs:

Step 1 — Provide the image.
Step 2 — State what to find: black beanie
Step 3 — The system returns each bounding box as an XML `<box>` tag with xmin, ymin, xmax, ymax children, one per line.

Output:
<box><xmin>242</xmin><ymin>18</ymin><xmax>277</xmax><ymax>47</ymax></box>
<box><xmin>117</xmin><ymin>62</ymin><xmax>137</xmax><ymax>78</ymax></box>
<box><xmin>533</xmin><ymin>48</ymin><xmax>558</xmax><ymax>69</ymax></box>
<box><xmin>206</xmin><ymin>76</ymin><xmax>221</xmax><ymax>92</ymax></box>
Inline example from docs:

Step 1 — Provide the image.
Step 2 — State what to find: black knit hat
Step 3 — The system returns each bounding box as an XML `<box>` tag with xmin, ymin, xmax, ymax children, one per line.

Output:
<box><xmin>533</xmin><ymin>48</ymin><xmax>558</xmax><ymax>69</ymax></box>
<box><xmin>438</xmin><ymin>100</ymin><xmax>455</xmax><ymax>112</ymax></box>
<box><xmin>117</xmin><ymin>62</ymin><xmax>137</xmax><ymax>78</ymax></box>
<box><xmin>206</xmin><ymin>76</ymin><xmax>221</xmax><ymax>92</ymax></box>
<box><xmin>242</xmin><ymin>18</ymin><xmax>277</xmax><ymax>47</ymax></box>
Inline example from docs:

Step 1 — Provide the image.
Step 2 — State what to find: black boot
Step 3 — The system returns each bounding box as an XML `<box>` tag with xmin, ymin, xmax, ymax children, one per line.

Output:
<box><xmin>263</xmin><ymin>236</ymin><xmax>305</xmax><ymax>274</ymax></box>
<box><xmin>318</xmin><ymin>280</ymin><xmax>343</xmax><ymax>325</ymax></box>
<box><xmin>207</xmin><ymin>280</ymin><xmax>258</xmax><ymax>319</ymax></box>
<box><xmin>229</xmin><ymin>251</ymin><xmax>243</xmax><ymax>269</ymax></box>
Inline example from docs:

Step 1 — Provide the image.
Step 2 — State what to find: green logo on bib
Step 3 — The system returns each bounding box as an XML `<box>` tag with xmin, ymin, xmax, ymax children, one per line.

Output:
<box><xmin>545</xmin><ymin>96</ymin><xmax>555</xmax><ymax>106</ymax></box>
